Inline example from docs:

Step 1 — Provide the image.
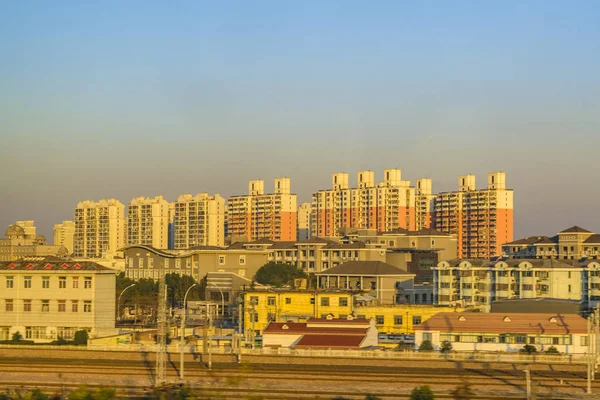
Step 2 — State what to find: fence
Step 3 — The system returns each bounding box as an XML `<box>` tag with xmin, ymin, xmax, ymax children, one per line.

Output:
<box><xmin>0</xmin><ymin>343</ymin><xmax>589</xmax><ymax>365</ymax></box>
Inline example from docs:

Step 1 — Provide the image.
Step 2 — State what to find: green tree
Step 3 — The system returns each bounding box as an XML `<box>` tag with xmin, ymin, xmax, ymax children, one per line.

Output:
<box><xmin>254</xmin><ymin>262</ymin><xmax>307</xmax><ymax>287</ymax></box>
<box><xmin>409</xmin><ymin>385</ymin><xmax>435</xmax><ymax>400</ymax></box>
<box><xmin>365</xmin><ymin>395</ymin><xmax>383</xmax><ymax>400</ymax></box>
<box><xmin>69</xmin><ymin>386</ymin><xmax>116</xmax><ymax>400</ymax></box>
<box><xmin>20</xmin><ymin>389</ymin><xmax>49</xmax><ymax>400</ymax></box>
<box><xmin>395</xmin><ymin>340</ymin><xmax>413</xmax><ymax>351</ymax></box>
<box><xmin>73</xmin><ymin>330</ymin><xmax>89</xmax><ymax>346</ymax></box>
<box><xmin>11</xmin><ymin>331</ymin><xmax>23</xmax><ymax>341</ymax></box>
<box><xmin>450</xmin><ymin>382</ymin><xmax>474</xmax><ymax>400</ymax></box>
<box><xmin>418</xmin><ymin>340</ymin><xmax>434</xmax><ymax>352</ymax></box>
<box><xmin>519</xmin><ymin>344</ymin><xmax>537</xmax><ymax>354</ymax></box>
<box><xmin>440</xmin><ymin>340</ymin><xmax>453</xmax><ymax>353</ymax></box>
<box><xmin>544</xmin><ymin>346</ymin><xmax>560</xmax><ymax>354</ymax></box>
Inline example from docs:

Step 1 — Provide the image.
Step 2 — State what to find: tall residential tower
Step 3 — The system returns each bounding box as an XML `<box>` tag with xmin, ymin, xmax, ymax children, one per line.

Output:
<box><xmin>74</xmin><ymin>199</ymin><xmax>126</xmax><ymax>258</ymax></box>
<box><xmin>173</xmin><ymin>193</ymin><xmax>225</xmax><ymax>248</ymax></box>
<box><xmin>127</xmin><ymin>196</ymin><xmax>170</xmax><ymax>249</ymax></box>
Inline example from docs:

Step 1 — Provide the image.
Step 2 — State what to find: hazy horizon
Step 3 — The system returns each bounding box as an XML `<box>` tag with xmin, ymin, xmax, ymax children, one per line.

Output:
<box><xmin>2</xmin><ymin>1</ymin><xmax>600</xmax><ymax>240</ymax></box>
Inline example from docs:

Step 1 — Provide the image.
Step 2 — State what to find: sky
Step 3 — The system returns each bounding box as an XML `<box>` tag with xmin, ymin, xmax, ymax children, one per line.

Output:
<box><xmin>1</xmin><ymin>1</ymin><xmax>600</xmax><ymax>240</ymax></box>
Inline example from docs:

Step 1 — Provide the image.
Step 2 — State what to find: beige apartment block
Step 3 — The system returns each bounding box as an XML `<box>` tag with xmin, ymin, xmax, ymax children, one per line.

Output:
<box><xmin>0</xmin><ymin>222</ymin><xmax>68</xmax><ymax>262</ymax></box>
<box><xmin>503</xmin><ymin>226</ymin><xmax>600</xmax><ymax>261</ymax></box>
<box><xmin>311</xmin><ymin>169</ymin><xmax>431</xmax><ymax>238</ymax></box>
<box><xmin>127</xmin><ymin>196</ymin><xmax>170</xmax><ymax>249</ymax></box>
<box><xmin>433</xmin><ymin>172</ymin><xmax>513</xmax><ymax>259</ymax></box>
<box><xmin>227</xmin><ymin>179</ymin><xmax>297</xmax><ymax>242</ymax></box>
<box><xmin>0</xmin><ymin>259</ymin><xmax>118</xmax><ymax>342</ymax></box>
<box><xmin>53</xmin><ymin>221</ymin><xmax>75</xmax><ymax>255</ymax></box>
<box><xmin>74</xmin><ymin>199</ymin><xmax>126</xmax><ymax>258</ymax></box>
<box><xmin>297</xmin><ymin>202</ymin><xmax>311</xmax><ymax>241</ymax></box>
<box><xmin>433</xmin><ymin>258</ymin><xmax>600</xmax><ymax>311</ymax></box>
<box><xmin>173</xmin><ymin>193</ymin><xmax>225</xmax><ymax>248</ymax></box>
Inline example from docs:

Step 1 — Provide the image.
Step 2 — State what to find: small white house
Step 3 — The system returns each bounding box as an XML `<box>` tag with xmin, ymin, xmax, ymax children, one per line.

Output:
<box><xmin>414</xmin><ymin>312</ymin><xmax>589</xmax><ymax>354</ymax></box>
<box><xmin>263</xmin><ymin>314</ymin><xmax>378</xmax><ymax>349</ymax></box>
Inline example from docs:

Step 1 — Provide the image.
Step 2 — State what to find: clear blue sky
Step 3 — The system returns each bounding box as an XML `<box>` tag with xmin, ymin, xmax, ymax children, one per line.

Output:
<box><xmin>1</xmin><ymin>1</ymin><xmax>599</xmax><ymax>239</ymax></box>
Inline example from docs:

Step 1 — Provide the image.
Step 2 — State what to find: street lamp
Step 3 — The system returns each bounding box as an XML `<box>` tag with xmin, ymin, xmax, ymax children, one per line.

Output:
<box><xmin>180</xmin><ymin>283</ymin><xmax>197</xmax><ymax>380</ymax></box>
<box><xmin>117</xmin><ymin>284</ymin><xmax>136</xmax><ymax>323</ymax></box>
<box><xmin>208</xmin><ymin>283</ymin><xmax>225</xmax><ymax>317</ymax></box>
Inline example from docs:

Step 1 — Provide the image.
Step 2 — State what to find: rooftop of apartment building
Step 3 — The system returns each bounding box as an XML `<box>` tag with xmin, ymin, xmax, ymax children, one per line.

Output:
<box><xmin>316</xmin><ymin>260</ymin><xmax>414</xmax><ymax>276</ymax></box>
<box><xmin>439</xmin><ymin>257</ymin><xmax>600</xmax><ymax>269</ymax></box>
<box><xmin>504</xmin><ymin>226</ymin><xmax>600</xmax><ymax>247</ymax></box>
<box><xmin>0</xmin><ymin>257</ymin><xmax>116</xmax><ymax>272</ymax></box>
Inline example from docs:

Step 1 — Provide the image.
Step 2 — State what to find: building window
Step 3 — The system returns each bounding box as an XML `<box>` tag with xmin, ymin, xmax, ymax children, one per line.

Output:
<box><xmin>267</xmin><ymin>312</ymin><xmax>276</xmax><ymax>322</ymax></box>
<box><xmin>148</xmin><ymin>258</ymin><xmax>154</xmax><ymax>268</ymax></box>
<box><xmin>59</xmin><ymin>277</ymin><xmax>67</xmax><ymax>289</ymax></box>
<box><xmin>412</xmin><ymin>316</ymin><xmax>422</xmax><ymax>325</ymax></box>
<box><xmin>219</xmin><ymin>256</ymin><xmax>226</xmax><ymax>265</ymax></box>
<box><xmin>5</xmin><ymin>299</ymin><xmax>13</xmax><ymax>312</ymax></box>
<box><xmin>138</xmin><ymin>258</ymin><xmax>143</xmax><ymax>268</ymax></box>
<box><xmin>42</xmin><ymin>276</ymin><xmax>50</xmax><ymax>289</ymax></box>
<box><xmin>84</xmin><ymin>277</ymin><xmax>92</xmax><ymax>289</ymax></box>
<box><xmin>175</xmin><ymin>259</ymin><xmax>181</xmax><ymax>268</ymax></box>
<box><xmin>251</xmin><ymin>313</ymin><xmax>259</xmax><ymax>323</ymax></box>
<box><xmin>321</xmin><ymin>297</ymin><xmax>330</xmax><ymax>306</ymax></box>
<box><xmin>423</xmin><ymin>332</ymin><xmax>432</xmax><ymax>342</ymax></box>
<box><xmin>84</xmin><ymin>301</ymin><xmax>92</xmax><ymax>313</ymax></box>
<box><xmin>23</xmin><ymin>299</ymin><xmax>32</xmax><ymax>312</ymax></box>
<box><xmin>339</xmin><ymin>297</ymin><xmax>348</xmax><ymax>307</ymax></box>
<box><xmin>72</xmin><ymin>301</ymin><xmax>79</xmax><ymax>313</ymax></box>
<box><xmin>249</xmin><ymin>296</ymin><xmax>259</xmax><ymax>305</ymax></box>
<box><xmin>568</xmin><ymin>285</ymin><xmax>572</xmax><ymax>293</ymax></box>
<box><xmin>58</xmin><ymin>300</ymin><xmax>66</xmax><ymax>312</ymax></box>
<box><xmin>239</xmin><ymin>256</ymin><xmax>246</xmax><ymax>265</ymax></box>
<box><xmin>6</xmin><ymin>276</ymin><xmax>13</xmax><ymax>289</ymax></box>
<box><xmin>376</xmin><ymin>315</ymin><xmax>384</xmax><ymax>325</ymax></box>
<box><xmin>24</xmin><ymin>276</ymin><xmax>32</xmax><ymax>289</ymax></box>
<box><xmin>310</xmin><ymin>297</ymin><xmax>315</xmax><ymax>305</ymax></box>
<box><xmin>73</xmin><ymin>277</ymin><xmax>79</xmax><ymax>289</ymax></box>
<box><xmin>394</xmin><ymin>315</ymin><xmax>403</xmax><ymax>325</ymax></box>
<box><xmin>581</xmin><ymin>336</ymin><xmax>589</xmax><ymax>346</ymax></box>
<box><xmin>164</xmin><ymin>258</ymin><xmax>170</xmax><ymax>268</ymax></box>
<box><xmin>186</xmin><ymin>258</ymin><xmax>191</xmax><ymax>268</ymax></box>
<box><xmin>267</xmin><ymin>296</ymin><xmax>276</xmax><ymax>306</ymax></box>
<box><xmin>41</xmin><ymin>300</ymin><xmax>50</xmax><ymax>312</ymax></box>
<box><xmin>285</xmin><ymin>297</ymin><xmax>291</xmax><ymax>305</ymax></box>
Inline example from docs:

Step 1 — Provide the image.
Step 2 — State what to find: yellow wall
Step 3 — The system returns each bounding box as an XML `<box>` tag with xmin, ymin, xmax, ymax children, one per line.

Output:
<box><xmin>242</xmin><ymin>291</ymin><xmax>464</xmax><ymax>335</ymax></box>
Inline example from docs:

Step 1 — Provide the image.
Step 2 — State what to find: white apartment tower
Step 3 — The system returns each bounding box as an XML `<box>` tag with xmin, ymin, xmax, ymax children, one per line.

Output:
<box><xmin>74</xmin><ymin>199</ymin><xmax>126</xmax><ymax>258</ymax></box>
<box><xmin>53</xmin><ymin>221</ymin><xmax>75</xmax><ymax>255</ymax></box>
<box><xmin>127</xmin><ymin>196</ymin><xmax>170</xmax><ymax>249</ymax></box>
<box><xmin>173</xmin><ymin>193</ymin><xmax>225</xmax><ymax>249</ymax></box>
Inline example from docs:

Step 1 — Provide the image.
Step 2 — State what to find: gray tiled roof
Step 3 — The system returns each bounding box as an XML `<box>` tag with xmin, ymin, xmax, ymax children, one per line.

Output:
<box><xmin>316</xmin><ymin>260</ymin><xmax>412</xmax><ymax>276</ymax></box>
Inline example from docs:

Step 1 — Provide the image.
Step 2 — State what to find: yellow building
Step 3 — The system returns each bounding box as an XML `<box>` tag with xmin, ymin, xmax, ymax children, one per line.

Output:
<box><xmin>127</xmin><ymin>196</ymin><xmax>170</xmax><ymax>249</ymax></box>
<box><xmin>242</xmin><ymin>290</ymin><xmax>463</xmax><ymax>335</ymax></box>
<box><xmin>74</xmin><ymin>199</ymin><xmax>126</xmax><ymax>258</ymax></box>
<box><xmin>1</xmin><ymin>222</ymin><xmax>68</xmax><ymax>262</ymax></box>
<box><xmin>53</xmin><ymin>221</ymin><xmax>75</xmax><ymax>255</ymax></box>
<box><xmin>173</xmin><ymin>193</ymin><xmax>225</xmax><ymax>248</ymax></box>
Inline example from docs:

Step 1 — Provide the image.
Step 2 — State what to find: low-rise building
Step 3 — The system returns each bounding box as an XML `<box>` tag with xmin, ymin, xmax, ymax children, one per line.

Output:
<box><xmin>1</xmin><ymin>222</ymin><xmax>68</xmax><ymax>262</ymax></box>
<box><xmin>263</xmin><ymin>316</ymin><xmax>378</xmax><ymax>349</ymax></box>
<box><xmin>414</xmin><ymin>312</ymin><xmax>589</xmax><ymax>354</ymax></box>
<box><xmin>0</xmin><ymin>258</ymin><xmax>118</xmax><ymax>342</ymax></box>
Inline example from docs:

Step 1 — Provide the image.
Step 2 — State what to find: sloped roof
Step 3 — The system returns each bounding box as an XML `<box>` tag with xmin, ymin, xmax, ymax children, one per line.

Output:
<box><xmin>504</xmin><ymin>236</ymin><xmax>551</xmax><ymax>246</ymax></box>
<box><xmin>415</xmin><ymin>312</ymin><xmax>587</xmax><ymax>334</ymax></box>
<box><xmin>269</xmin><ymin>241</ymin><xmax>297</xmax><ymax>249</ymax></box>
<box><xmin>412</xmin><ymin>228</ymin><xmax>450</xmax><ymax>236</ymax></box>
<box><xmin>316</xmin><ymin>260</ymin><xmax>413</xmax><ymax>276</ymax></box>
<box><xmin>379</xmin><ymin>228</ymin><xmax>409</xmax><ymax>235</ymax></box>
<box><xmin>584</xmin><ymin>235</ymin><xmax>600</xmax><ymax>244</ymax></box>
<box><xmin>560</xmin><ymin>226</ymin><xmax>592</xmax><ymax>234</ymax></box>
<box><xmin>263</xmin><ymin>322</ymin><xmax>367</xmax><ymax>335</ymax></box>
<box><xmin>308</xmin><ymin>317</ymin><xmax>370</xmax><ymax>325</ymax></box>
<box><xmin>0</xmin><ymin>259</ymin><xmax>115</xmax><ymax>272</ymax></box>
<box><xmin>296</xmin><ymin>237</ymin><xmax>339</xmax><ymax>245</ymax></box>
<box><xmin>295</xmin><ymin>335</ymin><xmax>364</xmax><ymax>349</ymax></box>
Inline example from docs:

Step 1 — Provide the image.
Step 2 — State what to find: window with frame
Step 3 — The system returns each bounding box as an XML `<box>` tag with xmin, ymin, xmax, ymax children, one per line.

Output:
<box><xmin>218</xmin><ymin>256</ymin><xmax>226</xmax><ymax>265</ymax></box>
<box><xmin>186</xmin><ymin>258</ymin><xmax>191</xmax><ymax>268</ymax></box>
<box><xmin>267</xmin><ymin>296</ymin><xmax>276</xmax><ymax>306</ymax></box>
<box><xmin>23</xmin><ymin>299</ymin><xmax>32</xmax><ymax>312</ymax></box>
<box><xmin>581</xmin><ymin>336</ymin><xmax>589</xmax><ymax>346</ymax></box>
<box><xmin>320</xmin><ymin>297</ymin><xmax>330</xmax><ymax>306</ymax></box>
<box><xmin>375</xmin><ymin>315</ymin><xmax>384</xmax><ymax>325</ymax></box>
<box><xmin>339</xmin><ymin>297</ymin><xmax>348</xmax><ymax>307</ymax></box>
<box><xmin>249</xmin><ymin>296</ymin><xmax>259</xmax><ymax>305</ymax></box>
<box><xmin>310</xmin><ymin>297</ymin><xmax>315</xmax><ymax>305</ymax></box>
<box><xmin>175</xmin><ymin>259</ymin><xmax>181</xmax><ymax>268</ymax></box>
<box><xmin>285</xmin><ymin>297</ymin><xmax>291</xmax><ymax>304</ymax></box>
<box><xmin>84</xmin><ymin>277</ymin><xmax>92</xmax><ymax>289</ymax></box>
<box><xmin>84</xmin><ymin>301</ymin><xmax>92</xmax><ymax>313</ymax></box>
<box><xmin>6</xmin><ymin>276</ymin><xmax>13</xmax><ymax>289</ymax></box>
<box><xmin>58</xmin><ymin>300</ymin><xmax>66</xmax><ymax>312</ymax></box>
<box><xmin>148</xmin><ymin>258</ymin><xmax>154</xmax><ymax>268</ymax></box>
<box><xmin>423</xmin><ymin>332</ymin><xmax>432</xmax><ymax>342</ymax></box>
<box><xmin>59</xmin><ymin>277</ymin><xmax>67</xmax><ymax>289</ymax></box>
<box><xmin>72</xmin><ymin>277</ymin><xmax>79</xmax><ymax>289</ymax></box>
<box><xmin>5</xmin><ymin>299</ymin><xmax>13</xmax><ymax>312</ymax></box>
<box><xmin>412</xmin><ymin>316</ymin><xmax>422</xmax><ymax>325</ymax></box>
<box><xmin>42</xmin><ymin>276</ymin><xmax>50</xmax><ymax>289</ymax></box>
<box><xmin>41</xmin><ymin>300</ymin><xmax>50</xmax><ymax>312</ymax></box>
<box><xmin>251</xmin><ymin>313</ymin><xmax>259</xmax><ymax>322</ymax></box>
<box><xmin>138</xmin><ymin>258</ymin><xmax>143</xmax><ymax>268</ymax></box>
<box><xmin>72</xmin><ymin>301</ymin><xmax>79</xmax><ymax>312</ymax></box>
<box><xmin>267</xmin><ymin>312</ymin><xmax>276</xmax><ymax>321</ymax></box>
<box><xmin>394</xmin><ymin>315</ymin><xmax>403</xmax><ymax>325</ymax></box>
<box><xmin>163</xmin><ymin>258</ymin><xmax>170</xmax><ymax>268</ymax></box>
<box><xmin>239</xmin><ymin>256</ymin><xmax>246</xmax><ymax>265</ymax></box>
<box><xmin>24</xmin><ymin>276</ymin><xmax>32</xmax><ymax>289</ymax></box>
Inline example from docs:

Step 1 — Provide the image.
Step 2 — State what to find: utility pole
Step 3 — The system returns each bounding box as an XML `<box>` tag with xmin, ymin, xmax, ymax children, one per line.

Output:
<box><xmin>155</xmin><ymin>278</ymin><xmax>167</xmax><ymax>387</ymax></box>
<box><xmin>524</xmin><ymin>369</ymin><xmax>531</xmax><ymax>400</ymax></box>
<box><xmin>595</xmin><ymin>306</ymin><xmax>599</xmax><ymax>380</ymax></box>
<box><xmin>208</xmin><ymin>303</ymin><xmax>213</xmax><ymax>370</ymax></box>
<box><xmin>238</xmin><ymin>301</ymin><xmax>243</xmax><ymax>363</ymax></box>
<box><xmin>588</xmin><ymin>315</ymin><xmax>593</xmax><ymax>394</ymax></box>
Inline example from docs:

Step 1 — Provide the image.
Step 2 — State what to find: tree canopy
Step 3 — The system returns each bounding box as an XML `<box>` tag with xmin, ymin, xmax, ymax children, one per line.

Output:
<box><xmin>254</xmin><ymin>262</ymin><xmax>307</xmax><ymax>287</ymax></box>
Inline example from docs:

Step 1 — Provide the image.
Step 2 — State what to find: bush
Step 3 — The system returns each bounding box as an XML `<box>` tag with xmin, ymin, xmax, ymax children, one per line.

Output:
<box><xmin>365</xmin><ymin>395</ymin><xmax>382</xmax><ymax>400</ymax></box>
<box><xmin>544</xmin><ymin>346</ymin><xmax>560</xmax><ymax>355</ymax></box>
<box><xmin>69</xmin><ymin>386</ymin><xmax>116</xmax><ymax>400</ymax></box>
<box><xmin>254</xmin><ymin>262</ymin><xmax>307</xmax><ymax>287</ymax></box>
<box><xmin>418</xmin><ymin>340</ymin><xmax>434</xmax><ymax>352</ymax></box>
<box><xmin>450</xmin><ymin>382</ymin><xmax>474</xmax><ymax>400</ymax></box>
<box><xmin>440</xmin><ymin>340</ymin><xmax>453</xmax><ymax>353</ymax></box>
<box><xmin>73</xmin><ymin>330</ymin><xmax>89</xmax><ymax>346</ymax></box>
<box><xmin>519</xmin><ymin>344</ymin><xmax>537</xmax><ymax>354</ymax></box>
<box><xmin>395</xmin><ymin>340</ymin><xmax>413</xmax><ymax>351</ymax></box>
<box><xmin>409</xmin><ymin>385</ymin><xmax>435</xmax><ymax>400</ymax></box>
<box><xmin>11</xmin><ymin>331</ymin><xmax>23</xmax><ymax>341</ymax></box>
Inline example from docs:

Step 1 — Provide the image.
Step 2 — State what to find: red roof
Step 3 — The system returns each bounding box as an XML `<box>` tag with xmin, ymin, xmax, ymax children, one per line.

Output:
<box><xmin>263</xmin><ymin>322</ymin><xmax>366</xmax><ymax>335</ymax></box>
<box><xmin>295</xmin><ymin>334</ymin><xmax>364</xmax><ymax>349</ymax></box>
<box><xmin>415</xmin><ymin>313</ymin><xmax>587</xmax><ymax>335</ymax></box>
<box><xmin>307</xmin><ymin>317</ymin><xmax>370</xmax><ymax>325</ymax></box>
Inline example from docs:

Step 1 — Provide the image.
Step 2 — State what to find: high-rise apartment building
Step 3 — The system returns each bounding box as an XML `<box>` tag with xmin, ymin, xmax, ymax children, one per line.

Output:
<box><xmin>53</xmin><ymin>221</ymin><xmax>75</xmax><ymax>255</ymax></box>
<box><xmin>433</xmin><ymin>172</ymin><xmax>513</xmax><ymax>259</ymax></box>
<box><xmin>311</xmin><ymin>169</ymin><xmax>430</xmax><ymax>238</ymax></box>
<box><xmin>173</xmin><ymin>193</ymin><xmax>225</xmax><ymax>249</ymax></box>
<box><xmin>415</xmin><ymin>179</ymin><xmax>435</xmax><ymax>231</ymax></box>
<box><xmin>297</xmin><ymin>202</ymin><xmax>311</xmax><ymax>241</ymax></box>
<box><xmin>127</xmin><ymin>196</ymin><xmax>170</xmax><ymax>249</ymax></box>
<box><xmin>74</xmin><ymin>199</ymin><xmax>126</xmax><ymax>258</ymax></box>
<box><xmin>227</xmin><ymin>179</ymin><xmax>297</xmax><ymax>242</ymax></box>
